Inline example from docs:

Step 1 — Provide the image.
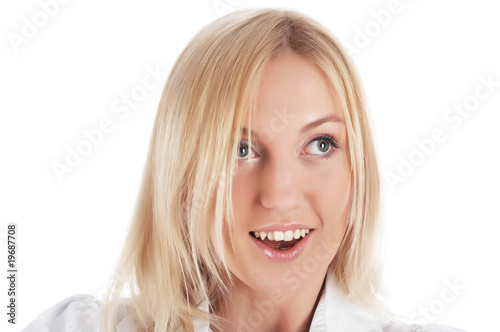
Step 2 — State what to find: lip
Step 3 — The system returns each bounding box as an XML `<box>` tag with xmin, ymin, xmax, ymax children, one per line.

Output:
<box><xmin>251</xmin><ymin>223</ymin><xmax>313</xmax><ymax>233</ymax></box>
<box><xmin>250</xmin><ymin>229</ymin><xmax>313</xmax><ymax>262</ymax></box>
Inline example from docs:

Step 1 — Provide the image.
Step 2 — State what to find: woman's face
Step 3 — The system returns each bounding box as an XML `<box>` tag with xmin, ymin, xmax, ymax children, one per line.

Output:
<box><xmin>225</xmin><ymin>52</ymin><xmax>351</xmax><ymax>296</ymax></box>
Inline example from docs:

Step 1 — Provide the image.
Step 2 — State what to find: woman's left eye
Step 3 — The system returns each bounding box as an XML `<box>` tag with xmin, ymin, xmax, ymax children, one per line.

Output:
<box><xmin>305</xmin><ymin>135</ymin><xmax>339</xmax><ymax>158</ymax></box>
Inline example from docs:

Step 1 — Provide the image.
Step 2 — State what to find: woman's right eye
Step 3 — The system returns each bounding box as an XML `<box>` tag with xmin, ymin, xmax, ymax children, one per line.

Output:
<box><xmin>237</xmin><ymin>141</ymin><xmax>256</xmax><ymax>160</ymax></box>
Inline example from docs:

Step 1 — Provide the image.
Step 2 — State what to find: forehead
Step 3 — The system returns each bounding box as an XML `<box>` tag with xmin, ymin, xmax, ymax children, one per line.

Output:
<box><xmin>244</xmin><ymin>52</ymin><xmax>344</xmax><ymax>128</ymax></box>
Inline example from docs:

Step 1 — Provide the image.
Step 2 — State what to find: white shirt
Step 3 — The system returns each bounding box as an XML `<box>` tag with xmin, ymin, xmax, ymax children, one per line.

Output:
<box><xmin>22</xmin><ymin>276</ymin><xmax>466</xmax><ymax>331</ymax></box>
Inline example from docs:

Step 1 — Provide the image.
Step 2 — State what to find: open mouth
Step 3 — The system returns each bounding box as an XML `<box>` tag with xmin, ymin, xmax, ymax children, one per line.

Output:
<box><xmin>250</xmin><ymin>229</ymin><xmax>312</xmax><ymax>251</ymax></box>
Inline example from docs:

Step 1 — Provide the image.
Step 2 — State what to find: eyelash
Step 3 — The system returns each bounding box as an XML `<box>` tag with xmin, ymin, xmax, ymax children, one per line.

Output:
<box><xmin>238</xmin><ymin>134</ymin><xmax>340</xmax><ymax>161</ymax></box>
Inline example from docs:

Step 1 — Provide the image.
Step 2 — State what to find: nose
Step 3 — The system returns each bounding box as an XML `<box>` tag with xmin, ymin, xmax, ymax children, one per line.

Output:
<box><xmin>258</xmin><ymin>155</ymin><xmax>304</xmax><ymax>212</ymax></box>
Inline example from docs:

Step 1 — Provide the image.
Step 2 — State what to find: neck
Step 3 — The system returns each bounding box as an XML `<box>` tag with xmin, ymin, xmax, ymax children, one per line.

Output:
<box><xmin>212</xmin><ymin>275</ymin><xmax>326</xmax><ymax>332</ymax></box>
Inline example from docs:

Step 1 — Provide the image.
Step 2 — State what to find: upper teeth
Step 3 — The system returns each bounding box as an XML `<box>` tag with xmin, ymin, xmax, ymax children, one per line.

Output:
<box><xmin>253</xmin><ymin>229</ymin><xmax>310</xmax><ymax>241</ymax></box>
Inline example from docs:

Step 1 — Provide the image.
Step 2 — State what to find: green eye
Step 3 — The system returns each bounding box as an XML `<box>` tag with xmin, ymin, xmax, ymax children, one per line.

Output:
<box><xmin>309</xmin><ymin>138</ymin><xmax>331</xmax><ymax>154</ymax></box>
<box><xmin>305</xmin><ymin>135</ymin><xmax>339</xmax><ymax>157</ymax></box>
<box><xmin>238</xmin><ymin>142</ymin><xmax>250</xmax><ymax>159</ymax></box>
<box><xmin>317</xmin><ymin>139</ymin><xmax>330</xmax><ymax>153</ymax></box>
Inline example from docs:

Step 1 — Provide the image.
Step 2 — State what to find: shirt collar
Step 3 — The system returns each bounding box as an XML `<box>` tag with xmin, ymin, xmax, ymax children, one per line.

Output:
<box><xmin>309</xmin><ymin>275</ymin><xmax>383</xmax><ymax>331</ymax></box>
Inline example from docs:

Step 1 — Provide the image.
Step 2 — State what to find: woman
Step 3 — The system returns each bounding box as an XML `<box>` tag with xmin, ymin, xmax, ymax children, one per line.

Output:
<box><xmin>23</xmin><ymin>8</ymin><xmax>465</xmax><ymax>332</ymax></box>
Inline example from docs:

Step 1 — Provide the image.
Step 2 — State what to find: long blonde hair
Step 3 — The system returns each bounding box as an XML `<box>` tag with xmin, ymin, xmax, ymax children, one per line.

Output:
<box><xmin>101</xmin><ymin>8</ymin><xmax>383</xmax><ymax>331</ymax></box>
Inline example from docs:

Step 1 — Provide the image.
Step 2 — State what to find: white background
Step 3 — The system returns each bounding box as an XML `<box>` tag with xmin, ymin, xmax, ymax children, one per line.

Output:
<box><xmin>1</xmin><ymin>0</ymin><xmax>499</xmax><ymax>331</ymax></box>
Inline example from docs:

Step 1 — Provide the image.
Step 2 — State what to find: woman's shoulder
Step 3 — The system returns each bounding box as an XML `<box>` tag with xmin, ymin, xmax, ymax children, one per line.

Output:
<box><xmin>320</xmin><ymin>275</ymin><xmax>466</xmax><ymax>332</ymax></box>
<box><xmin>23</xmin><ymin>294</ymin><xmax>145</xmax><ymax>332</ymax></box>
<box><xmin>23</xmin><ymin>294</ymin><xmax>101</xmax><ymax>332</ymax></box>
<box><xmin>311</xmin><ymin>278</ymin><xmax>464</xmax><ymax>332</ymax></box>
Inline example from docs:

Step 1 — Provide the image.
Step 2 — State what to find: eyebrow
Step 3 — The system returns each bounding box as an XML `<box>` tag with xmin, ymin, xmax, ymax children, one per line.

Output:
<box><xmin>241</xmin><ymin>114</ymin><xmax>343</xmax><ymax>138</ymax></box>
<box><xmin>299</xmin><ymin>114</ymin><xmax>343</xmax><ymax>134</ymax></box>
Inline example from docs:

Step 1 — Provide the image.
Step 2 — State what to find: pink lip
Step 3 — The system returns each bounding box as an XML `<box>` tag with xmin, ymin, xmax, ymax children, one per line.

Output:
<box><xmin>250</xmin><ymin>230</ymin><xmax>312</xmax><ymax>262</ymax></box>
<box><xmin>251</xmin><ymin>223</ymin><xmax>312</xmax><ymax>232</ymax></box>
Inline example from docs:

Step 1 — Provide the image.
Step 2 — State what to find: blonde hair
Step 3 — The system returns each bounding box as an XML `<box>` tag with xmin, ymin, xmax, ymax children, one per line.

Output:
<box><xmin>101</xmin><ymin>8</ymin><xmax>383</xmax><ymax>331</ymax></box>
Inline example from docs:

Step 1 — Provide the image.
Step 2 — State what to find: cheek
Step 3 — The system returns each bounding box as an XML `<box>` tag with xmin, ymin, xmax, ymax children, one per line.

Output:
<box><xmin>310</xmin><ymin>151</ymin><xmax>351</xmax><ymax>213</ymax></box>
<box><xmin>231</xmin><ymin>179</ymin><xmax>245</xmax><ymax>216</ymax></box>
<box><xmin>229</xmin><ymin>173</ymin><xmax>255</xmax><ymax>228</ymax></box>
<box><xmin>224</xmin><ymin>175</ymin><xmax>253</xmax><ymax>255</ymax></box>
<box><xmin>309</xmin><ymin>152</ymin><xmax>351</xmax><ymax>244</ymax></box>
